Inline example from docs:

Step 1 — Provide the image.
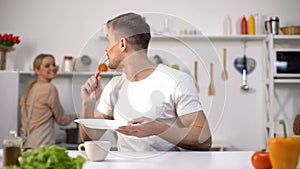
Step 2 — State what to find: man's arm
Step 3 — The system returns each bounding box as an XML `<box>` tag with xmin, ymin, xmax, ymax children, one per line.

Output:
<box><xmin>161</xmin><ymin>111</ymin><xmax>212</xmax><ymax>150</ymax></box>
<box><xmin>116</xmin><ymin>110</ymin><xmax>212</xmax><ymax>151</ymax></box>
<box><xmin>79</xmin><ymin>71</ymin><xmax>113</xmax><ymax>141</ymax></box>
<box><xmin>79</xmin><ymin>109</ymin><xmax>113</xmax><ymax>141</ymax></box>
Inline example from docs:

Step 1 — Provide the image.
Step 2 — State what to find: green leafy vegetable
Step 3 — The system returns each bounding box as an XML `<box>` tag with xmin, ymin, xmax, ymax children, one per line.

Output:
<box><xmin>5</xmin><ymin>145</ymin><xmax>85</xmax><ymax>169</ymax></box>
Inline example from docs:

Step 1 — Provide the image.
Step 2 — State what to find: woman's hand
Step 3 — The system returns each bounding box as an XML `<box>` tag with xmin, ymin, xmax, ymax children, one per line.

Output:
<box><xmin>116</xmin><ymin>117</ymin><xmax>168</xmax><ymax>138</ymax></box>
<box><xmin>81</xmin><ymin>71</ymin><xmax>103</xmax><ymax>104</ymax></box>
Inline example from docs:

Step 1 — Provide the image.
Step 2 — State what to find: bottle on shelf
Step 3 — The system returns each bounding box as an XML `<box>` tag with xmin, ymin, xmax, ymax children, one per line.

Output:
<box><xmin>241</xmin><ymin>15</ymin><xmax>248</xmax><ymax>35</ymax></box>
<box><xmin>253</xmin><ymin>13</ymin><xmax>262</xmax><ymax>34</ymax></box>
<box><xmin>61</xmin><ymin>56</ymin><xmax>74</xmax><ymax>72</ymax></box>
<box><xmin>248</xmin><ymin>14</ymin><xmax>256</xmax><ymax>35</ymax></box>
<box><xmin>223</xmin><ymin>16</ymin><xmax>232</xmax><ymax>35</ymax></box>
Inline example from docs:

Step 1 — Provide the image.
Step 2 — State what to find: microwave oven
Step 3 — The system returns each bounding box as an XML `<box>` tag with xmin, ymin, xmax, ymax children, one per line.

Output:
<box><xmin>275</xmin><ymin>49</ymin><xmax>300</xmax><ymax>78</ymax></box>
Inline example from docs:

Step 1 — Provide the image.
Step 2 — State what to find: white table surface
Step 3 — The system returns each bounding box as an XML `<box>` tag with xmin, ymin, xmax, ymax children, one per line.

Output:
<box><xmin>69</xmin><ymin>151</ymin><xmax>255</xmax><ymax>169</ymax></box>
<box><xmin>1</xmin><ymin>150</ymin><xmax>299</xmax><ymax>169</ymax></box>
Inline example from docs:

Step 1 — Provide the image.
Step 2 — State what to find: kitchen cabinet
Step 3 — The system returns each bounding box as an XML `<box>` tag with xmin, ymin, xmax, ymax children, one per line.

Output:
<box><xmin>0</xmin><ymin>71</ymin><xmax>19</xmax><ymax>148</ymax></box>
<box><xmin>264</xmin><ymin>35</ymin><xmax>300</xmax><ymax>139</ymax></box>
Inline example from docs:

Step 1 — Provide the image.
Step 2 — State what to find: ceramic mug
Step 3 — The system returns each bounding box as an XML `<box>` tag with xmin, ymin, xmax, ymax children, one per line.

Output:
<box><xmin>78</xmin><ymin>141</ymin><xmax>111</xmax><ymax>161</ymax></box>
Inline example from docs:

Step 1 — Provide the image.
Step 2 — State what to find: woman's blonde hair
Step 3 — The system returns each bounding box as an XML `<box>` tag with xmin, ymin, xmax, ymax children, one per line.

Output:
<box><xmin>21</xmin><ymin>54</ymin><xmax>55</xmax><ymax>106</ymax></box>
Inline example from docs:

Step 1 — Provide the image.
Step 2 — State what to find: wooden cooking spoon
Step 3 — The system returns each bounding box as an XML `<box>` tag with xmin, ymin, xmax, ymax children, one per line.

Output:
<box><xmin>221</xmin><ymin>48</ymin><xmax>228</xmax><ymax>80</ymax></box>
<box><xmin>208</xmin><ymin>63</ymin><xmax>215</xmax><ymax>96</ymax></box>
<box><xmin>194</xmin><ymin>61</ymin><xmax>200</xmax><ymax>92</ymax></box>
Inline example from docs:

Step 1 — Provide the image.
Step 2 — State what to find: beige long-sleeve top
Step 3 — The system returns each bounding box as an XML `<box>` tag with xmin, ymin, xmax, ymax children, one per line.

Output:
<box><xmin>21</xmin><ymin>82</ymin><xmax>77</xmax><ymax>134</ymax></box>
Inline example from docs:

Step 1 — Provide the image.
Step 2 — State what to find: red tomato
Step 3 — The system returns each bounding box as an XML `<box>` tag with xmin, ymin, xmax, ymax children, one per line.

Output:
<box><xmin>251</xmin><ymin>151</ymin><xmax>272</xmax><ymax>169</ymax></box>
<box><xmin>98</xmin><ymin>63</ymin><xmax>108</xmax><ymax>72</ymax></box>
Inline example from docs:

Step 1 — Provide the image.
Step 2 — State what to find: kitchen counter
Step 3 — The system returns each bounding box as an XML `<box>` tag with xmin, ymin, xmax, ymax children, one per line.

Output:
<box><xmin>73</xmin><ymin>151</ymin><xmax>300</xmax><ymax>169</ymax></box>
<box><xmin>1</xmin><ymin>150</ymin><xmax>300</xmax><ymax>169</ymax></box>
<box><xmin>69</xmin><ymin>151</ymin><xmax>255</xmax><ymax>169</ymax></box>
<box><xmin>0</xmin><ymin>150</ymin><xmax>254</xmax><ymax>168</ymax></box>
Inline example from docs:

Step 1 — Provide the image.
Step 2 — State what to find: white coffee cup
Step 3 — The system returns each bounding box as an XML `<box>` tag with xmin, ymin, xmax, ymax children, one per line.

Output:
<box><xmin>78</xmin><ymin>141</ymin><xmax>111</xmax><ymax>161</ymax></box>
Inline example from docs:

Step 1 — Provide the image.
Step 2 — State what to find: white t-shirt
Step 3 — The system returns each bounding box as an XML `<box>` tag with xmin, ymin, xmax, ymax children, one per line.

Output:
<box><xmin>97</xmin><ymin>64</ymin><xmax>202</xmax><ymax>151</ymax></box>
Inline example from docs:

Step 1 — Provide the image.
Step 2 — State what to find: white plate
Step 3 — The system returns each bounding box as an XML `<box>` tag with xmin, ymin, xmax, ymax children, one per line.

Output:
<box><xmin>75</xmin><ymin>119</ymin><xmax>128</xmax><ymax>129</ymax></box>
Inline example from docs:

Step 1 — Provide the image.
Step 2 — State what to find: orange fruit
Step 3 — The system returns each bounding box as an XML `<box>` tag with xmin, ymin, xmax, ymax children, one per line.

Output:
<box><xmin>98</xmin><ymin>63</ymin><xmax>108</xmax><ymax>72</ymax></box>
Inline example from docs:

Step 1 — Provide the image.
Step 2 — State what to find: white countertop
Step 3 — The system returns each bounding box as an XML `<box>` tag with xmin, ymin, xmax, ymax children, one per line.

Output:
<box><xmin>1</xmin><ymin>150</ymin><xmax>299</xmax><ymax>169</ymax></box>
<box><xmin>69</xmin><ymin>151</ymin><xmax>255</xmax><ymax>169</ymax></box>
<box><xmin>0</xmin><ymin>150</ymin><xmax>254</xmax><ymax>169</ymax></box>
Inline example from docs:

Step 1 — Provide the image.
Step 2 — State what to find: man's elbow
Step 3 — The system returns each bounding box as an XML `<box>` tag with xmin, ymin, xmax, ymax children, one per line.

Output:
<box><xmin>190</xmin><ymin>136</ymin><xmax>212</xmax><ymax>151</ymax></box>
<box><xmin>199</xmin><ymin>136</ymin><xmax>212</xmax><ymax>151</ymax></box>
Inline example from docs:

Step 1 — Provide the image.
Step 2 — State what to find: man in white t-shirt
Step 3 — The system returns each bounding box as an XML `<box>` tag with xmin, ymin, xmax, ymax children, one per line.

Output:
<box><xmin>79</xmin><ymin>12</ymin><xmax>212</xmax><ymax>151</ymax></box>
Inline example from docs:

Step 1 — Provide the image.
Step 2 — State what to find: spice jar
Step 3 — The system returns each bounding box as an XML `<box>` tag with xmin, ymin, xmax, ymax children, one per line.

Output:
<box><xmin>61</xmin><ymin>56</ymin><xmax>74</xmax><ymax>72</ymax></box>
<box><xmin>3</xmin><ymin>130</ymin><xmax>22</xmax><ymax>167</ymax></box>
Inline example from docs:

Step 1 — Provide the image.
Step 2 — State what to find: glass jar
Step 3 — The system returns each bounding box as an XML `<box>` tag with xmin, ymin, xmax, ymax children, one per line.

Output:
<box><xmin>61</xmin><ymin>56</ymin><xmax>74</xmax><ymax>72</ymax></box>
<box><xmin>3</xmin><ymin>130</ymin><xmax>22</xmax><ymax>167</ymax></box>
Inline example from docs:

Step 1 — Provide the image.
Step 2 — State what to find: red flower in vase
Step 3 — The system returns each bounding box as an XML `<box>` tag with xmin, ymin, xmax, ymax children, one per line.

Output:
<box><xmin>0</xmin><ymin>33</ymin><xmax>21</xmax><ymax>47</ymax></box>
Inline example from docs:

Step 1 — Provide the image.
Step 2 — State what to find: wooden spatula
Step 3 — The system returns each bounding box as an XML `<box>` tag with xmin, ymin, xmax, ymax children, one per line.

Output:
<box><xmin>208</xmin><ymin>63</ymin><xmax>215</xmax><ymax>96</ymax></box>
<box><xmin>194</xmin><ymin>61</ymin><xmax>200</xmax><ymax>92</ymax></box>
<box><xmin>221</xmin><ymin>48</ymin><xmax>228</xmax><ymax>80</ymax></box>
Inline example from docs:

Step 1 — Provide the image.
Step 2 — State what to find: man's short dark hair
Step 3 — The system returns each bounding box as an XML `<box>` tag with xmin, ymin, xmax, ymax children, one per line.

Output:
<box><xmin>107</xmin><ymin>12</ymin><xmax>151</xmax><ymax>50</ymax></box>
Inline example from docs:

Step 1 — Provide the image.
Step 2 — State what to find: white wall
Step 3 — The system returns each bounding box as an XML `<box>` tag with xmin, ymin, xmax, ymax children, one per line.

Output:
<box><xmin>1</xmin><ymin>0</ymin><xmax>300</xmax><ymax>150</ymax></box>
<box><xmin>1</xmin><ymin>0</ymin><xmax>300</xmax><ymax>70</ymax></box>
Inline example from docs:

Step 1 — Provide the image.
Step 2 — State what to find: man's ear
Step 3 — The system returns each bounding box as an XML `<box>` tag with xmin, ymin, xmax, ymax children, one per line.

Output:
<box><xmin>120</xmin><ymin>38</ymin><xmax>127</xmax><ymax>52</ymax></box>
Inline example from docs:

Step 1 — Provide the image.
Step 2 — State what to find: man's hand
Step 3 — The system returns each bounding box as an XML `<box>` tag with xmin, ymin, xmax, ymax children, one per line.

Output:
<box><xmin>81</xmin><ymin>71</ymin><xmax>103</xmax><ymax>104</ymax></box>
<box><xmin>116</xmin><ymin>111</ymin><xmax>212</xmax><ymax>151</ymax></box>
<box><xmin>116</xmin><ymin>117</ymin><xmax>168</xmax><ymax>138</ymax></box>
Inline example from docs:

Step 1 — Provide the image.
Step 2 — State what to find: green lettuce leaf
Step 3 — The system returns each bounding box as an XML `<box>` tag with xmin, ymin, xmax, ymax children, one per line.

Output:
<box><xmin>5</xmin><ymin>145</ymin><xmax>85</xmax><ymax>169</ymax></box>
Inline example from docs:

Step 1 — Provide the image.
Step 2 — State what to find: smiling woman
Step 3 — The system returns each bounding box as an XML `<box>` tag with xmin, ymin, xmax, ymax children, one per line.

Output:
<box><xmin>20</xmin><ymin>53</ymin><xmax>78</xmax><ymax>149</ymax></box>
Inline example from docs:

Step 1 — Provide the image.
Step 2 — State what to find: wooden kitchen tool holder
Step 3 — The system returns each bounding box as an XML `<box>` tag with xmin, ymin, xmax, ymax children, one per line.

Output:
<box><xmin>0</xmin><ymin>45</ymin><xmax>15</xmax><ymax>70</ymax></box>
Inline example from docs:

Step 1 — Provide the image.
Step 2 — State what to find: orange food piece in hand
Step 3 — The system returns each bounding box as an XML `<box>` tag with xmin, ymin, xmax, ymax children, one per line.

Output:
<box><xmin>98</xmin><ymin>63</ymin><xmax>108</xmax><ymax>72</ymax></box>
